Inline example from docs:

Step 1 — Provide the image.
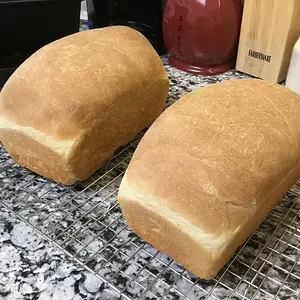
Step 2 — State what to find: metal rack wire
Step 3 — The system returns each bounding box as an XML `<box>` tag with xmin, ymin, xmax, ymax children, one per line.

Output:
<box><xmin>0</xmin><ymin>132</ymin><xmax>299</xmax><ymax>300</ymax></box>
<box><xmin>0</xmin><ymin>57</ymin><xmax>300</xmax><ymax>298</ymax></box>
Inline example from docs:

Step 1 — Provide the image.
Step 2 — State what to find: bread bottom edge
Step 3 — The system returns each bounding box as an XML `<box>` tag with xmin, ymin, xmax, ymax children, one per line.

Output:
<box><xmin>0</xmin><ymin>127</ymin><xmax>152</xmax><ymax>185</ymax></box>
<box><xmin>118</xmin><ymin>165</ymin><xmax>300</xmax><ymax>280</ymax></box>
<box><xmin>0</xmin><ymin>129</ymin><xmax>77</xmax><ymax>185</ymax></box>
<box><xmin>118</xmin><ymin>195</ymin><xmax>217</xmax><ymax>279</ymax></box>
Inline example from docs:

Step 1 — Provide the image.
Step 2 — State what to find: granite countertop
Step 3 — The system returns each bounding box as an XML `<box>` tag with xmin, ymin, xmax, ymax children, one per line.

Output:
<box><xmin>1</xmin><ymin>22</ymin><xmax>299</xmax><ymax>300</ymax></box>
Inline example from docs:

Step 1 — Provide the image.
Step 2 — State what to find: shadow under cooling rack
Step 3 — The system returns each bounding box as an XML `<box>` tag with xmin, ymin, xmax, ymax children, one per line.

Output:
<box><xmin>0</xmin><ymin>137</ymin><xmax>300</xmax><ymax>300</ymax></box>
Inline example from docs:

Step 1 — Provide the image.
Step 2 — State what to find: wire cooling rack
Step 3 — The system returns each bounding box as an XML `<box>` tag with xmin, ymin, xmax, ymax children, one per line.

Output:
<box><xmin>0</xmin><ymin>131</ymin><xmax>300</xmax><ymax>300</ymax></box>
<box><xmin>0</xmin><ymin>57</ymin><xmax>299</xmax><ymax>299</ymax></box>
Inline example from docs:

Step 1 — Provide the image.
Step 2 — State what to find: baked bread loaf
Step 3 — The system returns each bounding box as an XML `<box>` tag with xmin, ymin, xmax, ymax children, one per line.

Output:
<box><xmin>117</xmin><ymin>78</ymin><xmax>300</xmax><ymax>279</ymax></box>
<box><xmin>0</xmin><ymin>26</ymin><xmax>169</xmax><ymax>185</ymax></box>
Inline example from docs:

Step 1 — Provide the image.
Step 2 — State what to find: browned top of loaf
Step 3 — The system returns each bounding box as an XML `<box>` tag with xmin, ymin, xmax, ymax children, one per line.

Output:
<box><xmin>0</xmin><ymin>26</ymin><xmax>166</xmax><ymax>139</ymax></box>
<box><xmin>126</xmin><ymin>79</ymin><xmax>300</xmax><ymax>235</ymax></box>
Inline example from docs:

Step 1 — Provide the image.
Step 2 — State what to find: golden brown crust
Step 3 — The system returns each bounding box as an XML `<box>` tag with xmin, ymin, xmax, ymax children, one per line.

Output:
<box><xmin>0</xmin><ymin>129</ymin><xmax>74</xmax><ymax>184</ymax></box>
<box><xmin>0</xmin><ymin>26</ymin><xmax>168</xmax><ymax>139</ymax></box>
<box><xmin>68</xmin><ymin>78</ymin><xmax>167</xmax><ymax>183</ymax></box>
<box><xmin>118</xmin><ymin>160</ymin><xmax>300</xmax><ymax>279</ymax></box>
<box><xmin>0</xmin><ymin>26</ymin><xmax>169</xmax><ymax>185</ymax></box>
<box><xmin>119</xmin><ymin>196</ymin><xmax>215</xmax><ymax>279</ymax></box>
<box><xmin>122</xmin><ymin>79</ymin><xmax>300</xmax><ymax>235</ymax></box>
<box><xmin>117</xmin><ymin>78</ymin><xmax>300</xmax><ymax>279</ymax></box>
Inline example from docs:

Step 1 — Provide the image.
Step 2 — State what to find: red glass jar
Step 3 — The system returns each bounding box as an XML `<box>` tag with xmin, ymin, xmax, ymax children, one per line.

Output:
<box><xmin>162</xmin><ymin>0</ymin><xmax>242</xmax><ymax>75</ymax></box>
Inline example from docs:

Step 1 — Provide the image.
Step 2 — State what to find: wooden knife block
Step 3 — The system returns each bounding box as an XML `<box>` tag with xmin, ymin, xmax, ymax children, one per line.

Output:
<box><xmin>236</xmin><ymin>0</ymin><xmax>300</xmax><ymax>83</ymax></box>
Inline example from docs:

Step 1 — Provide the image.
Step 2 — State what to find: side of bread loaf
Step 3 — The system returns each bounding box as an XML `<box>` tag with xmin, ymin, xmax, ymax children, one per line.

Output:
<box><xmin>0</xmin><ymin>26</ymin><xmax>169</xmax><ymax>185</ymax></box>
<box><xmin>117</xmin><ymin>79</ymin><xmax>300</xmax><ymax>279</ymax></box>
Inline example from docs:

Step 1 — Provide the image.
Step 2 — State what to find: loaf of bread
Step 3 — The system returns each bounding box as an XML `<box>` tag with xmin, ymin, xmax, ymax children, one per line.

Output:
<box><xmin>117</xmin><ymin>79</ymin><xmax>300</xmax><ymax>279</ymax></box>
<box><xmin>0</xmin><ymin>26</ymin><xmax>169</xmax><ymax>185</ymax></box>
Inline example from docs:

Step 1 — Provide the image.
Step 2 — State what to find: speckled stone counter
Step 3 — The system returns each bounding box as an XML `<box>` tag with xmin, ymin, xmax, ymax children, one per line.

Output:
<box><xmin>1</xmin><ymin>22</ymin><xmax>299</xmax><ymax>300</ymax></box>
